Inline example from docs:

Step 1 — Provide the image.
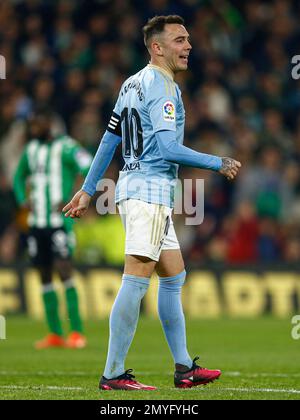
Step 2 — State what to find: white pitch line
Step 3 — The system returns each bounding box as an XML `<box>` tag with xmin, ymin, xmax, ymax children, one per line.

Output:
<box><xmin>220</xmin><ymin>387</ymin><xmax>300</xmax><ymax>395</ymax></box>
<box><xmin>0</xmin><ymin>385</ymin><xmax>299</xmax><ymax>396</ymax></box>
<box><xmin>168</xmin><ymin>387</ymin><xmax>300</xmax><ymax>395</ymax></box>
<box><xmin>226</xmin><ymin>372</ymin><xmax>300</xmax><ymax>378</ymax></box>
<box><xmin>0</xmin><ymin>371</ymin><xmax>94</xmax><ymax>377</ymax></box>
<box><xmin>0</xmin><ymin>385</ymin><xmax>85</xmax><ymax>391</ymax></box>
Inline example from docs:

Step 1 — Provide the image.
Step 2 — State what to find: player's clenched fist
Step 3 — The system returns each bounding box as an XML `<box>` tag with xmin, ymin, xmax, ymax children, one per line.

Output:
<box><xmin>63</xmin><ymin>190</ymin><xmax>91</xmax><ymax>218</ymax></box>
<box><xmin>219</xmin><ymin>157</ymin><xmax>242</xmax><ymax>180</ymax></box>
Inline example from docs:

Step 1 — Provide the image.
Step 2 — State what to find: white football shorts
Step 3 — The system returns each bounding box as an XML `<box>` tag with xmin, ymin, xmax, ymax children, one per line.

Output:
<box><xmin>118</xmin><ymin>198</ymin><xmax>180</xmax><ymax>261</ymax></box>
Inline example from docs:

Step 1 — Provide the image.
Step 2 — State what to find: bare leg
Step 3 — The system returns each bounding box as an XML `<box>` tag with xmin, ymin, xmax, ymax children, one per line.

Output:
<box><xmin>156</xmin><ymin>249</ymin><xmax>185</xmax><ymax>277</ymax></box>
<box><xmin>124</xmin><ymin>254</ymin><xmax>157</xmax><ymax>277</ymax></box>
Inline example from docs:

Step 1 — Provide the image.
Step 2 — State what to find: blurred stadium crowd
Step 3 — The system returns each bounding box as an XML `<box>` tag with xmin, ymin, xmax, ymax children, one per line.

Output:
<box><xmin>1</xmin><ymin>0</ymin><xmax>300</xmax><ymax>267</ymax></box>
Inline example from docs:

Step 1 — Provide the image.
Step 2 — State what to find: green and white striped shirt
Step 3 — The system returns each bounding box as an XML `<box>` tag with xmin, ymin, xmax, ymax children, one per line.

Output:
<box><xmin>14</xmin><ymin>135</ymin><xmax>92</xmax><ymax>229</ymax></box>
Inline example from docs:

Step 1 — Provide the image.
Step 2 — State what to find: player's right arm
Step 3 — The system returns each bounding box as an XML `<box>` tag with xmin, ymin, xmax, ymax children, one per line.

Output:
<box><xmin>13</xmin><ymin>148</ymin><xmax>30</xmax><ymax>208</ymax></box>
<box><xmin>63</xmin><ymin>114</ymin><xmax>122</xmax><ymax>218</ymax></box>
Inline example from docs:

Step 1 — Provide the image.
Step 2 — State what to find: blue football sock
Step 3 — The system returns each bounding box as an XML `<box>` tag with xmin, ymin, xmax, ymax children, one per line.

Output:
<box><xmin>158</xmin><ymin>270</ymin><xmax>193</xmax><ymax>368</ymax></box>
<box><xmin>103</xmin><ymin>274</ymin><xmax>150</xmax><ymax>379</ymax></box>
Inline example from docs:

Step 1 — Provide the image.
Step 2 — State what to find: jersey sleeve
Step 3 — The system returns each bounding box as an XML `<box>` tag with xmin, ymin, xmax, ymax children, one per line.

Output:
<box><xmin>146</xmin><ymin>75</ymin><xmax>177</xmax><ymax>133</ymax></box>
<box><xmin>156</xmin><ymin>131</ymin><xmax>222</xmax><ymax>171</ymax></box>
<box><xmin>13</xmin><ymin>148</ymin><xmax>30</xmax><ymax>206</ymax></box>
<box><xmin>106</xmin><ymin>94</ymin><xmax>122</xmax><ymax>137</ymax></box>
<box><xmin>82</xmin><ymin>131</ymin><xmax>121</xmax><ymax>197</ymax></box>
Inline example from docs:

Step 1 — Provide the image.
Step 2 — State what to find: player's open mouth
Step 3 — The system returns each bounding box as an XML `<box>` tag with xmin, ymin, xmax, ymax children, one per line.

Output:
<box><xmin>180</xmin><ymin>56</ymin><xmax>189</xmax><ymax>63</ymax></box>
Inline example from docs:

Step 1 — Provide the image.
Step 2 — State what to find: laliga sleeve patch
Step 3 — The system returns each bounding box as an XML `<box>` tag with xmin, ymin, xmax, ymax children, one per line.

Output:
<box><xmin>163</xmin><ymin>101</ymin><xmax>176</xmax><ymax>122</ymax></box>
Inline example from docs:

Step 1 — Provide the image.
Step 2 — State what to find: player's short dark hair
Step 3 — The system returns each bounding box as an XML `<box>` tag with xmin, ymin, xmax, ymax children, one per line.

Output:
<box><xmin>31</xmin><ymin>107</ymin><xmax>54</xmax><ymax>119</ymax></box>
<box><xmin>143</xmin><ymin>15</ymin><xmax>185</xmax><ymax>49</ymax></box>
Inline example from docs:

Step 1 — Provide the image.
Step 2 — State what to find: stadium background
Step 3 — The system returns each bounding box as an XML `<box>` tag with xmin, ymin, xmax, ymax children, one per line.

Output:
<box><xmin>1</xmin><ymin>0</ymin><xmax>300</xmax><ymax>320</ymax></box>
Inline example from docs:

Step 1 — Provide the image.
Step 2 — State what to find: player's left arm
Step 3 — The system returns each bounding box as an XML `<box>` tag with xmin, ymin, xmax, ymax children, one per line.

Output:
<box><xmin>156</xmin><ymin>130</ymin><xmax>241</xmax><ymax>180</ymax></box>
<box><xmin>13</xmin><ymin>148</ymin><xmax>31</xmax><ymax>207</ymax></box>
<box><xmin>147</xmin><ymin>77</ymin><xmax>241</xmax><ymax>180</ymax></box>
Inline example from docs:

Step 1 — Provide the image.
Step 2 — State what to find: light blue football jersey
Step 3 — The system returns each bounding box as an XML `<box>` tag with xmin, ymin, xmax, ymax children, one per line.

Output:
<box><xmin>112</xmin><ymin>64</ymin><xmax>185</xmax><ymax>208</ymax></box>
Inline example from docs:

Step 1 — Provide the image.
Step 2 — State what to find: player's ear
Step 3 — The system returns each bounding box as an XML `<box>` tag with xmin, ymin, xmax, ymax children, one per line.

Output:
<box><xmin>151</xmin><ymin>41</ymin><xmax>164</xmax><ymax>57</ymax></box>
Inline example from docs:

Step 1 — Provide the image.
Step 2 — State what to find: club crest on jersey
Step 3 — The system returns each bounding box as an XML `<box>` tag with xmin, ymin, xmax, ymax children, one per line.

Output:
<box><xmin>163</xmin><ymin>101</ymin><xmax>175</xmax><ymax>122</ymax></box>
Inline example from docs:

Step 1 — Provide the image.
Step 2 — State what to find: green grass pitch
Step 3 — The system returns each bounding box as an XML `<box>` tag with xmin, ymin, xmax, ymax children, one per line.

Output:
<box><xmin>0</xmin><ymin>316</ymin><xmax>299</xmax><ymax>400</ymax></box>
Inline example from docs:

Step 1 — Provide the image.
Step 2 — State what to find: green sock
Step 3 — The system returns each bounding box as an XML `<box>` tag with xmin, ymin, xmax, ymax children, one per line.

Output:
<box><xmin>42</xmin><ymin>287</ymin><xmax>63</xmax><ymax>336</ymax></box>
<box><xmin>65</xmin><ymin>281</ymin><xmax>83</xmax><ymax>333</ymax></box>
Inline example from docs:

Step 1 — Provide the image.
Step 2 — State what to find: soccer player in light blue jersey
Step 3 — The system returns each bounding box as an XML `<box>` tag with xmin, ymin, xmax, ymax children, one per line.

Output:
<box><xmin>63</xmin><ymin>15</ymin><xmax>241</xmax><ymax>391</ymax></box>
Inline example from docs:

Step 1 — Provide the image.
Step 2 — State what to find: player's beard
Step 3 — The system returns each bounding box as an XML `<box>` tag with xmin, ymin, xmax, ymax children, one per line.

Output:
<box><xmin>38</xmin><ymin>130</ymin><xmax>51</xmax><ymax>143</ymax></box>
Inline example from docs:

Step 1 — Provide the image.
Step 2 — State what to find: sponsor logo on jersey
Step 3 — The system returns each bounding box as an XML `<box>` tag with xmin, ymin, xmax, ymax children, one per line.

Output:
<box><xmin>163</xmin><ymin>101</ymin><xmax>175</xmax><ymax>121</ymax></box>
<box><xmin>123</xmin><ymin>162</ymin><xmax>141</xmax><ymax>171</ymax></box>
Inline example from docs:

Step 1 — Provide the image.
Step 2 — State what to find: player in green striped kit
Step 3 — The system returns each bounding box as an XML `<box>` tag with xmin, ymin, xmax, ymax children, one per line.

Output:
<box><xmin>14</xmin><ymin>110</ymin><xmax>92</xmax><ymax>349</ymax></box>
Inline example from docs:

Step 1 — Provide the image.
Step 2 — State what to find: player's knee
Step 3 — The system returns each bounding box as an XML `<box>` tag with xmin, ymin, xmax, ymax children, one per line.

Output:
<box><xmin>38</xmin><ymin>266</ymin><xmax>53</xmax><ymax>285</ymax></box>
<box><xmin>124</xmin><ymin>254</ymin><xmax>156</xmax><ymax>278</ymax></box>
<box><xmin>159</xmin><ymin>270</ymin><xmax>186</xmax><ymax>291</ymax></box>
<box><xmin>55</xmin><ymin>259</ymin><xmax>73</xmax><ymax>282</ymax></box>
